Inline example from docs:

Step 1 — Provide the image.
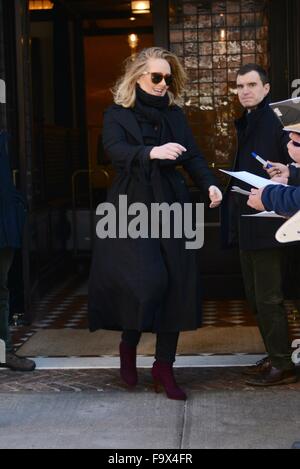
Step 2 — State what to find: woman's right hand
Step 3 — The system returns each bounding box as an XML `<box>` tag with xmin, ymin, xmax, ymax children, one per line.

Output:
<box><xmin>150</xmin><ymin>143</ymin><xmax>187</xmax><ymax>161</ymax></box>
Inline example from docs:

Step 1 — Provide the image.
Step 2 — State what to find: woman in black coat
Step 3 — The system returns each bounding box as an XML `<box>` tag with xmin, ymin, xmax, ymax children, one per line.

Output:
<box><xmin>88</xmin><ymin>47</ymin><xmax>222</xmax><ymax>400</ymax></box>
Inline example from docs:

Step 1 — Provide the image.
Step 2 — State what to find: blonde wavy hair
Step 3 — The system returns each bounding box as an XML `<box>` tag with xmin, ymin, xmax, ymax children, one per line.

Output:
<box><xmin>112</xmin><ymin>47</ymin><xmax>187</xmax><ymax>108</ymax></box>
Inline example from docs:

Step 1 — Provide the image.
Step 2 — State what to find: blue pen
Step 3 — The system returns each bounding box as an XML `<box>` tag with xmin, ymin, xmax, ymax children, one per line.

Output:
<box><xmin>251</xmin><ymin>152</ymin><xmax>273</xmax><ymax>169</ymax></box>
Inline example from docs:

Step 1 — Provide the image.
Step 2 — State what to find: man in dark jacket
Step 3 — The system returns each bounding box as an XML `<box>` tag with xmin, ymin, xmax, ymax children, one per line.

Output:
<box><xmin>221</xmin><ymin>64</ymin><xmax>297</xmax><ymax>386</ymax></box>
<box><xmin>0</xmin><ymin>131</ymin><xmax>35</xmax><ymax>372</ymax></box>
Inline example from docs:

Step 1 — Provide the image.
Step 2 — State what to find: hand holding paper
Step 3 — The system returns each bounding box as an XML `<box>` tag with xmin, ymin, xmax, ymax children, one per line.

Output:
<box><xmin>220</xmin><ymin>168</ymin><xmax>288</xmax><ymax>218</ymax></box>
<box><xmin>247</xmin><ymin>187</ymin><xmax>266</xmax><ymax>211</ymax></box>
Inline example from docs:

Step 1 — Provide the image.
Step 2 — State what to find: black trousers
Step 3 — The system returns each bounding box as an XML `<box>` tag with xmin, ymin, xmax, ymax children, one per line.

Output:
<box><xmin>240</xmin><ymin>248</ymin><xmax>294</xmax><ymax>370</ymax></box>
<box><xmin>0</xmin><ymin>248</ymin><xmax>15</xmax><ymax>352</ymax></box>
<box><xmin>122</xmin><ymin>330</ymin><xmax>179</xmax><ymax>363</ymax></box>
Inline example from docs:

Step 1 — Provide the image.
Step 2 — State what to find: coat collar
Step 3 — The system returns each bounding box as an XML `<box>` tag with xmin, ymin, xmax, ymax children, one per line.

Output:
<box><xmin>235</xmin><ymin>95</ymin><xmax>270</xmax><ymax>143</ymax></box>
<box><xmin>110</xmin><ymin>105</ymin><xmax>143</xmax><ymax>143</ymax></box>
<box><xmin>111</xmin><ymin>104</ymin><xmax>184</xmax><ymax>143</ymax></box>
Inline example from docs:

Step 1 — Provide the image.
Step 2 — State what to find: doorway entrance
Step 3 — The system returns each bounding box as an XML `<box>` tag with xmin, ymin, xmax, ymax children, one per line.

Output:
<box><xmin>6</xmin><ymin>0</ymin><xmax>300</xmax><ymax>364</ymax></box>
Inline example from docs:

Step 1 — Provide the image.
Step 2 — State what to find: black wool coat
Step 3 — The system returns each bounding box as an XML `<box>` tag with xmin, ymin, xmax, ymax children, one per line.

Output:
<box><xmin>0</xmin><ymin>131</ymin><xmax>26</xmax><ymax>249</ymax></box>
<box><xmin>88</xmin><ymin>104</ymin><xmax>217</xmax><ymax>333</ymax></box>
<box><xmin>221</xmin><ymin>97</ymin><xmax>291</xmax><ymax>251</ymax></box>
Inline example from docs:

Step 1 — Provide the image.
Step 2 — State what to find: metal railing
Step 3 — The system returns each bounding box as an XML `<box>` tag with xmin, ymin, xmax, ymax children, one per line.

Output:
<box><xmin>0</xmin><ymin>339</ymin><xmax>5</xmax><ymax>363</ymax></box>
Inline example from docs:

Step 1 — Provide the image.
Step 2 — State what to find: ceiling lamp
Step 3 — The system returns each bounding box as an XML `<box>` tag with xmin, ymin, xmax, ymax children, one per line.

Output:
<box><xmin>29</xmin><ymin>0</ymin><xmax>54</xmax><ymax>10</ymax></box>
<box><xmin>131</xmin><ymin>1</ymin><xmax>151</xmax><ymax>15</ymax></box>
<box><xmin>128</xmin><ymin>33</ymin><xmax>139</xmax><ymax>58</ymax></box>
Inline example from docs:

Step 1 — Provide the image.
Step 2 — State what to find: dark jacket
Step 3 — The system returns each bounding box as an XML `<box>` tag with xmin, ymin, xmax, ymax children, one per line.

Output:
<box><xmin>262</xmin><ymin>184</ymin><xmax>300</xmax><ymax>217</ymax></box>
<box><xmin>288</xmin><ymin>165</ymin><xmax>300</xmax><ymax>186</ymax></box>
<box><xmin>221</xmin><ymin>96</ymin><xmax>291</xmax><ymax>250</ymax></box>
<box><xmin>0</xmin><ymin>131</ymin><xmax>26</xmax><ymax>249</ymax></box>
<box><xmin>88</xmin><ymin>104</ymin><xmax>217</xmax><ymax>333</ymax></box>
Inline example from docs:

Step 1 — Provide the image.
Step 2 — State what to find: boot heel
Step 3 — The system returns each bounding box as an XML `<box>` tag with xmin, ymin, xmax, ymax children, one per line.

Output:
<box><xmin>151</xmin><ymin>360</ymin><xmax>187</xmax><ymax>401</ymax></box>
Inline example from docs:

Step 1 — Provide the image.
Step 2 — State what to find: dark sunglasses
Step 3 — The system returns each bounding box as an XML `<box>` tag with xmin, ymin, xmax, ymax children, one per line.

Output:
<box><xmin>142</xmin><ymin>72</ymin><xmax>173</xmax><ymax>87</ymax></box>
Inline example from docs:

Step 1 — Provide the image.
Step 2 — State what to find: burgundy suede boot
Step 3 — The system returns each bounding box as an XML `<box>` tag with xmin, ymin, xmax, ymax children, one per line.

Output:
<box><xmin>152</xmin><ymin>360</ymin><xmax>187</xmax><ymax>401</ymax></box>
<box><xmin>119</xmin><ymin>341</ymin><xmax>138</xmax><ymax>387</ymax></box>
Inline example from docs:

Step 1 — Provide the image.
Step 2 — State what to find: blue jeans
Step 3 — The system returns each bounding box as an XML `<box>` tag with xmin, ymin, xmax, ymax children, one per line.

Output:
<box><xmin>0</xmin><ymin>248</ymin><xmax>14</xmax><ymax>352</ymax></box>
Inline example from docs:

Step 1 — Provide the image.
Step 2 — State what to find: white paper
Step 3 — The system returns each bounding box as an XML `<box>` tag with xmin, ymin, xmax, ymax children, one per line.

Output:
<box><xmin>231</xmin><ymin>186</ymin><xmax>251</xmax><ymax>196</ymax></box>
<box><xmin>220</xmin><ymin>169</ymin><xmax>284</xmax><ymax>189</ymax></box>
<box><xmin>242</xmin><ymin>211</ymin><xmax>284</xmax><ymax>218</ymax></box>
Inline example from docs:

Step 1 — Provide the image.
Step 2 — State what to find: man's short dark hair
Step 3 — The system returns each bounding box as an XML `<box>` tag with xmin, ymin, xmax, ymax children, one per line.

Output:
<box><xmin>237</xmin><ymin>63</ymin><xmax>269</xmax><ymax>85</ymax></box>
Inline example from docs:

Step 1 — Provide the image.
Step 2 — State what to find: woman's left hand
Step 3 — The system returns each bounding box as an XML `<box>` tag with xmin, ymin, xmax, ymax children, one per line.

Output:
<box><xmin>208</xmin><ymin>185</ymin><xmax>223</xmax><ymax>208</ymax></box>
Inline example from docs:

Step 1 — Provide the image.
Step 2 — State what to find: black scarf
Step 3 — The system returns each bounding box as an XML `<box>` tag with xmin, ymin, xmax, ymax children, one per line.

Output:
<box><xmin>133</xmin><ymin>86</ymin><xmax>173</xmax><ymax>145</ymax></box>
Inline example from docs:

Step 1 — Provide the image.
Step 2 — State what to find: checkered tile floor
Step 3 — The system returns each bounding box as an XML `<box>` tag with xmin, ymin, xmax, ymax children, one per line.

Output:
<box><xmin>11</xmin><ymin>275</ymin><xmax>300</xmax><ymax>354</ymax></box>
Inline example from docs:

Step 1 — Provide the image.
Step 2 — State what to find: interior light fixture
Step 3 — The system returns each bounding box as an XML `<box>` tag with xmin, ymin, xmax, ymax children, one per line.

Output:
<box><xmin>128</xmin><ymin>33</ymin><xmax>139</xmax><ymax>49</ymax></box>
<box><xmin>220</xmin><ymin>29</ymin><xmax>226</xmax><ymax>41</ymax></box>
<box><xmin>128</xmin><ymin>33</ymin><xmax>139</xmax><ymax>58</ymax></box>
<box><xmin>131</xmin><ymin>1</ymin><xmax>151</xmax><ymax>15</ymax></box>
<box><xmin>29</xmin><ymin>0</ymin><xmax>54</xmax><ymax>10</ymax></box>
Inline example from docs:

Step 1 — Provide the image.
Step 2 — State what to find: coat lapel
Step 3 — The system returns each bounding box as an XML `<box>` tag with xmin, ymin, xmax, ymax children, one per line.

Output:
<box><xmin>164</xmin><ymin>107</ymin><xmax>185</xmax><ymax>143</ymax></box>
<box><xmin>114</xmin><ymin>107</ymin><xmax>143</xmax><ymax>144</ymax></box>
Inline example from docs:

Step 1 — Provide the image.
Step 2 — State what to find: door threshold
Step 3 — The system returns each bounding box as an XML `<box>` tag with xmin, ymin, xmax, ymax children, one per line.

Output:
<box><xmin>0</xmin><ymin>354</ymin><xmax>266</xmax><ymax>370</ymax></box>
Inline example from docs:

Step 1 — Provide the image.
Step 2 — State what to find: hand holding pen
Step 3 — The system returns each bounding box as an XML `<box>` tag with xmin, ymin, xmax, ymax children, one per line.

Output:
<box><xmin>251</xmin><ymin>152</ymin><xmax>273</xmax><ymax>169</ymax></box>
<box><xmin>264</xmin><ymin>161</ymin><xmax>289</xmax><ymax>184</ymax></box>
<box><xmin>251</xmin><ymin>152</ymin><xmax>289</xmax><ymax>183</ymax></box>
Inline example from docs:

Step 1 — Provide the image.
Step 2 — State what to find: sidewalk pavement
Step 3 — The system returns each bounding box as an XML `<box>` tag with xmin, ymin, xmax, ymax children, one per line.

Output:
<box><xmin>0</xmin><ymin>367</ymin><xmax>299</xmax><ymax>449</ymax></box>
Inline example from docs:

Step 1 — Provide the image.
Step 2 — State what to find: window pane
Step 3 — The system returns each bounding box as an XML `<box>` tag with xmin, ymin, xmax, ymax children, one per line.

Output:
<box><xmin>169</xmin><ymin>0</ymin><xmax>270</xmax><ymax>170</ymax></box>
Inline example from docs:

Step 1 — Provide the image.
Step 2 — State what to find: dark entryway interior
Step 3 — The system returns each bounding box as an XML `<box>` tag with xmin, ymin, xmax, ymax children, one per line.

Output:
<box><xmin>2</xmin><ymin>0</ymin><xmax>300</xmax><ymax>324</ymax></box>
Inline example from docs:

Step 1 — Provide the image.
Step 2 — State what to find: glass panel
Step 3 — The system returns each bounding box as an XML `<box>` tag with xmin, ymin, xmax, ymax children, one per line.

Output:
<box><xmin>184</xmin><ymin>56</ymin><xmax>198</xmax><ymax>69</ymax></box>
<box><xmin>212</xmin><ymin>1</ymin><xmax>226</xmax><ymax>14</ymax></box>
<box><xmin>213</xmin><ymin>55</ymin><xmax>227</xmax><ymax>68</ymax></box>
<box><xmin>199</xmin><ymin>55</ymin><xmax>213</xmax><ymax>69</ymax></box>
<box><xmin>169</xmin><ymin>0</ymin><xmax>270</xmax><ymax>171</ymax></box>
<box><xmin>213</xmin><ymin>69</ymin><xmax>227</xmax><ymax>82</ymax></box>
<box><xmin>199</xmin><ymin>69</ymin><xmax>213</xmax><ymax>82</ymax></box>
<box><xmin>199</xmin><ymin>42</ymin><xmax>213</xmax><ymax>55</ymax></box>
<box><xmin>198</xmin><ymin>29</ymin><xmax>212</xmax><ymax>42</ymax></box>
<box><xmin>184</xmin><ymin>15</ymin><xmax>198</xmax><ymax>29</ymax></box>
<box><xmin>183</xmin><ymin>2</ymin><xmax>197</xmax><ymax>15</ymax></box>
<box><xmin>241</xmin><ymin>13</ymin><xmax>255</xmax><ymax>26</ymax></box>
<box><xmin>185</xmin><ymin>42</ymin><xmax>198</xmax><ymax>55</ymax></box>
<box><xmin>170</xmin><ymin>43</ymin><xmax>183</xmax><ymax>56</ymax></box>
<box><xmin>184</xmin><ymin>30</ymin><xmax>198</xmax><ymax>42</ymax></box>
<box><xmin>226</xmin><ymin>1</ymin><xmax>241</xmax><ymax>13</ymax></box>
<box><xmin>170</xmin><ymin>29</ymin><xmax>183</xmax><ymax>42</ymax></box>
<box><xmin>226</xmin><ymin>28</ymin><xmax>240</xmax><ymax>40</ymax></box>
<box><xmin>227</xmin><ymin>41</ymin><xmax>241</xmax><ymax>54</ymax></box>
<box><xmin>198</xmin><ymin>15</ymin><xmax>212</xmax><ymax>28</ymax></box>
